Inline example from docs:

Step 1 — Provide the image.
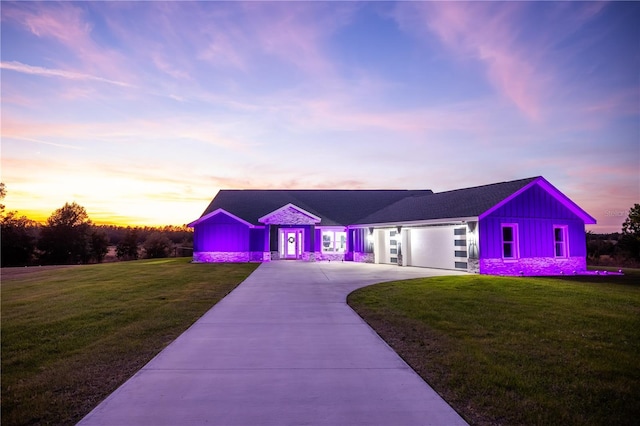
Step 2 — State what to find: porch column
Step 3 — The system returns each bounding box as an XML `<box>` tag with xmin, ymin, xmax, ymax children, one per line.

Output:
<box><xmin>397</xmin><ymin>226</ymin><xmax>403</xmax><ymax>266</ymax></box>
<box><xmin>401</xmin><ymin>228</ymin><xmax>409</xmax><ymax>266</ymax></box>
<box><xmin>264</xmin><ymin>224</ymin><xmax>271</xmax><ymax>261</ymax></box>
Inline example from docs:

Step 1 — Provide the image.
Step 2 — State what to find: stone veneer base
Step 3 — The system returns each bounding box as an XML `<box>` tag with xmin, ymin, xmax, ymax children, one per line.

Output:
<box><xmin>354</xmin><ymin>252</ymin><xmax>375</xmax><ymax>263</ymax></box>
<box><xmin>193</xmin><ymin>252</ymin><xmax>269</xmax><ymax>263</ymax></box>
<box><xmin>315</xmin><ymin>252</ymin><xmax>345</xmax><ymax>262</ymax></box>
<box><xmin>480</xmin><ymin>256</ymin><xmax>587</xmax><ymax>276</ymax></box>
<box><xmin>467</xmin><ymin>258</ymin><xmax>480</xmax><ymax>274</ymax></box>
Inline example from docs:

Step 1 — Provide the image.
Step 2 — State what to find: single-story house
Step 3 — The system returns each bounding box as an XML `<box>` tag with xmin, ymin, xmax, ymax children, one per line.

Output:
<box><xmin>188</xmin><ymin>176</ymin><xmax>596</xmax><ymax>275</ymax></box>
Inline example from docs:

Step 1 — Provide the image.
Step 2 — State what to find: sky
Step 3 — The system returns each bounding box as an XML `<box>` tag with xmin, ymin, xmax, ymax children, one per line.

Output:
<box><xmin>1</xmin><ymin>1</ymin><xmax>638</xmax><ymax>232</ymax></box>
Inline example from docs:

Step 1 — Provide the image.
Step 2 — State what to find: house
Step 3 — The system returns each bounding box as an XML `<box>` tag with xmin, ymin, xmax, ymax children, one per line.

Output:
<box><xmin>188</xmin><ymin>176</ymin><xmax>596</xmax><ymax>276</ymax></box>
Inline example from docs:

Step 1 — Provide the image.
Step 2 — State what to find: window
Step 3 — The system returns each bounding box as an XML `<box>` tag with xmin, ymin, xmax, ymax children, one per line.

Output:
<box><xmin>502</xmin><ymin>224</ymin><xmax>518</xmax><ymax>259</ymax></box>
<box><xmin>554</xmin><ymin>226</ymin><xmax>568</xmax><ymax>257</ymax></box>
<box><xmin>321</xmin><ymin>230</ymin><xmax>347</xmax><ymax>253</ymax></box>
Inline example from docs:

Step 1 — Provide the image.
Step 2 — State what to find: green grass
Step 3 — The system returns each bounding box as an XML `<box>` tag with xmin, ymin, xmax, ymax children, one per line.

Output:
<box><xmin>348</xmin><ymin>270</ymin><xmax>640</xmax><ymax>426</ymax></box>
<box><xmin>1</xmin><ymin>259</ymin><xmax>259</xmax><ymax>426</ymax></box>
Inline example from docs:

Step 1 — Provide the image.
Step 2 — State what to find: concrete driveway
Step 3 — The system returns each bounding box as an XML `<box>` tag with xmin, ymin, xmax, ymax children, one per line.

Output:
<box><xmin>79</xmin><ymin>261</ymin><xmax>468</xmax><ymax>426</ymax></box>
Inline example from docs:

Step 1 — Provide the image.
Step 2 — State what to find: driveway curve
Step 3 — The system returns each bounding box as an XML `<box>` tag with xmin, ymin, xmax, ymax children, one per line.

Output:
<box><xmin>79</xmin><ymin>261</ymin><xmax>468</xmax><ymax>426</ymax></box>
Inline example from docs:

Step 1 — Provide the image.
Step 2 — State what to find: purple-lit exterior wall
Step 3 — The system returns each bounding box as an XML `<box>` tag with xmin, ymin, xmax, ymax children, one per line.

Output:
<box><xmin>351</xmin><ymin>228</ymin><xmax>374</xmax><ymax>263</ymax></box>
<box><xmin>192</xmin><ymin>213</ymin><xmax>269</xmax><ymax>263</ymax></box>
<box><xmin>272</xmin><ymin>224</ymin><xmax>315</xmax><ymax>252</ymax></box>
<box><xmin>479</xmin><ymin>184</ymin><xmax>588</xmax><ymax>275</ymax></box>
<box><xmin>193</xmin><ymin>213</ymin><xmax>250</xmax><ymax>252</ymax></box>
<box><xmin>311</xmin><ymin>227</ymin><xmax>373</xmax><ymax>262</ymax></box>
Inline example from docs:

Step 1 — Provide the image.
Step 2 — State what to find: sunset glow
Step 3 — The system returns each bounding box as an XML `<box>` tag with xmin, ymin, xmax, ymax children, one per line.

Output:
<box><xmin>1</xmin><ymin>1</ymin><xmax>638</xmax><ymax>231</ymax></box>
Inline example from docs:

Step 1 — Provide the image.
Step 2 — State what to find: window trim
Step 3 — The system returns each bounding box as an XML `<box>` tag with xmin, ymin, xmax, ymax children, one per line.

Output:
<box><xmin>501</xmin><ymin>223</ymin><xmax>519</xmax><ymax>260</ymax></box>
<box><xmin>320</xmin><ymin>228</ymin><xmax>348</xmax><ymax>253</ymax></box>
<box><xmin>553</xmin><ymin>225</ymin><xmax>569</xmax><ymax>258</ymax></box>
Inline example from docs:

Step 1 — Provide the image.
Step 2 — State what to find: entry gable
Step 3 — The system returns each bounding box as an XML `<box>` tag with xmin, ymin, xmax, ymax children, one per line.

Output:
<box><xmin>187</xmin><ymin>208</ymin><xmax>254</xmax><ymax>228</ymax></box>
<box><xmin>259</xmin><ymin>203</ymin><xmax>322</xmax><ymax>225</ymax></box>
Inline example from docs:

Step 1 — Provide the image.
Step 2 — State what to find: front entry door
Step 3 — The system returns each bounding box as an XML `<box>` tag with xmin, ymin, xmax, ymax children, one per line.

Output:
<box><xmin>280</xmin><ymin>229</ymin><xmax>303</xmax><ymax>259</ymax></box>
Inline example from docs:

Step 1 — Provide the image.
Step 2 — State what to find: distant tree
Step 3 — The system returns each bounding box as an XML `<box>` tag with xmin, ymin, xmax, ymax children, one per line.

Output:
<box><xmin>89</xmin><ymin>228</ymin><xmax>110</xmax><ymax>263</ymax></box>
<box><xmin>116</xmin><ymin>227</ymin><xmax>139</xmax><ymax>260</ymax></box>
<box><xmin>39</xmin><ymin>202</ymin><xmax>92</xmax><ymax>264</ymax></box>
<box><xmin>0</xmin><ymin>182</ymin><xmax>6</xmax><ymax>214</ymax></box>
<box><xmin>1</xmin><ymin>211</ymin><xmax>39</xmax><ymax>266</ymax></box>
<box><xmin>618</xmin><ymin>204</ymin><xmax>640</xmax><ymax>260</ymax></box>
<box><xmin>622</xmin><ymin>204</ymin><xmax>640</xmax><ymax>237</ymax></box>
<box><xmin>586</xmin><ymin>233</ymin><xmax>615</xmax><ymax>261</ymax></box>
<box><xmin>143</xmin><ymin>232</ymin><xmax>173</xmax><ymax>258</ymax></box>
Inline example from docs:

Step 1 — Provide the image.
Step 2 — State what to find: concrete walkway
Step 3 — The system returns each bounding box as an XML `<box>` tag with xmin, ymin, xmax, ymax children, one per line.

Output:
<box><xmin>79</xmin><ymin>261</ymin><xmax>468</xmax><ymax>426</ymax></box>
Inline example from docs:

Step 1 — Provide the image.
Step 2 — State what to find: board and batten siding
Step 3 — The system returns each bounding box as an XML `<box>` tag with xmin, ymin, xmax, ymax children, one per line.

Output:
<box><xmin>193</xmin><ymin>214</ymin><xmax>250</xmax><ymax>252</ymax></box>
<box><xmin>479</xmin><ymin>184</ymin><xmax>587</xmax><ymax>259</ymax></box>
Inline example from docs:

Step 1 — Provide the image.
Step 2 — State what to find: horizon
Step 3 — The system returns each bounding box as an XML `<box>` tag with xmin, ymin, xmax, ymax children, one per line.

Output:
<box><xmin>2</xmin><ymin>1</ymin><xmax>638</xmax><ymax>232</ymax></box>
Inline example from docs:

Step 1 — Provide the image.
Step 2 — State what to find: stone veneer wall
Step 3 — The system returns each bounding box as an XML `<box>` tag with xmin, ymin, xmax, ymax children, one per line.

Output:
<box><xmin>467</xmin><ymin>258</ymin><xmax>480</xmax><ymax>274</ymax></box>
<box><xmin>194</xmin><ymin>251</ymin><xmax>270</xmax><ymax>263</ymax></box>
<box><xmin>250</xmin><ymin>252</ymin><xmax>271</xmax><ymax>262</ymax></box>
<box><xmin>193</xmin><ymin>252</ymin><xmax>250</xmax><ymax>263</ymax></box>
<box><xmin>301</xmin><ymin>252</ymin><xmax>317</xmax><ymax>262</ymax></box>
<box><xmin>261</xmin><ymin>207</ymin><xmax>318</xmax><ymax>225</ymax></box>
<box><xmin>354</xmin><ymin>252</ymin><xmax>375</xmax><ymax>263</ymax></box>
<box><xmin>315</xmin><ymin>252</ymin><xmax>344</xmax><ymax>262</ymax></box>
<box><xmin>480</xmin><ymin>256</ymin><xmax>586</xmax><ymax>276</ymax></box>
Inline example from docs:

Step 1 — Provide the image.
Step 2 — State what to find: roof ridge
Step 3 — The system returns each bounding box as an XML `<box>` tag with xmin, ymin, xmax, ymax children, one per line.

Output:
<box><xmin>432</xmin><ymin>176</ymin><xmax>540</xmax><ymax>195</ymax></box>
<box><xmin>215</xmin><ymin>189</ymin><xmax>433</xmax><ymax>192</ymax></box>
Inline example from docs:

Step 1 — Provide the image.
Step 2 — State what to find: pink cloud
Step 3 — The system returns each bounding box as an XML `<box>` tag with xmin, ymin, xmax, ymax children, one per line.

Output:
<box><xmin>16</xmin><ymin>2</ymin><xmax>91</xmax><ymax>45</ymax></box>
<box><xmin>240</xmin><ymin>2</ymin><xmax>356</xmax><ymax>77</ymax></box>
<box><xmin>279</xmin><ymin>93</ymin><xmax>492</xmax><ymax>143</ymax></box>
<box><xmin>3</xmin><ymin>2</ymin><xmax>133</xmax><ymax>84</ymax></box>
<box><xmin>202</xmin><ymin>173</ymin><xmax>369</xmax><ymax>191</ymax></box>
<box><xmin>581</xmin><ymin>87</ymin><xmax>639</xmax><ymax>118</ymax></box>
<box><xmin>394</xmin><ymin>2</ymin><xmax>547</xmax><ymax>121</ymax></box>
<box><xmin>0</xmin><ymin>61</ymin><xmax>133</xmax><ymax>87</ymax></box>
<box><xmin>97</xmin><ymin>2</ymin><xmax>353</xmax><ymax>81</ymax></box>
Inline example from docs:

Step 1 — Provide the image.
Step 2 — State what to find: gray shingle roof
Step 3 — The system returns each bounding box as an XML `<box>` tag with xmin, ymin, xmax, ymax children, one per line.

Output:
<box><xmin>201</xmin><ymin>189</ymin><xmax>434</xmax><ymax>226</ymax></box>
<box><xmin>353</xmin><ymin>177</ymin><xmax>539</xmax><ymax>224</ymax></box>
<box><xmin>197</xmin><ymin>177</ymin><xmax>542</xmax><ymax>226</ymax></box>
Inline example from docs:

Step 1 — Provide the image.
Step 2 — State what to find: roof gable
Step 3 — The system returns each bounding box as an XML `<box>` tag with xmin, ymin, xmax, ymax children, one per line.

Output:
<box><xmin>199</xmin><ymin>189</ymin><xmax>433</xmax><ymax>226</ymax></box>
<box><xmin>478</xmin><ymin>177</ymin><xmax>596</xmax><ymax>224</ymax></box>
<box><xmin>259</xmin><ymin>203</ymin><xmax>321</xmax><ymax>225</ymax></box>
<box><xmin>187</xmin><ymin>208</ymin><xmax>254</xmax><ymax>228</ymax></box>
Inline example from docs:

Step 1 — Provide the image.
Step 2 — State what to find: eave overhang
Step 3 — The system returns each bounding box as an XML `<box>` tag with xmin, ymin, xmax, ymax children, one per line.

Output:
<box><xmin>349</xmin><ymin>216</ymin><xmax>479</xmax><ymax>229</ymax></box>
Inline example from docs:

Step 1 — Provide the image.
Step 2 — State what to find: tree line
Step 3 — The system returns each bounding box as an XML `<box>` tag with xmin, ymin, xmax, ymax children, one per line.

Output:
<box><xmin>1</xmin><ymin>183</ymin><xmax>193</xmax><ymax>267</ymax></box>
<box><xmin>2</xmin><ymin>183</ymin><xmax>638</xmax><ymax>268</ymax></box>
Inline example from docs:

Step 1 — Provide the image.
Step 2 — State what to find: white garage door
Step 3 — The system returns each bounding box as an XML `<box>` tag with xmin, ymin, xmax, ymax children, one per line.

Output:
<box><xmin>407</xmin><ymin>226</ymin><xmax>462</xmax><ymax>270</ymax></box>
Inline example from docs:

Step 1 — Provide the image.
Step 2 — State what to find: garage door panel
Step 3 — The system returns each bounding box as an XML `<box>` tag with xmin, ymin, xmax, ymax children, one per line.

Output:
<box><xmin>408</xmin><ymin>227</ymin><xmax>456</xmax><ymax>269</ymax></box>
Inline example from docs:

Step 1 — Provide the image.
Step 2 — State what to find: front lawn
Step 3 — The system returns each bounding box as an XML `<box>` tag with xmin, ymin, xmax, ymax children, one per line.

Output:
<box><xmin>1</xmin><ymin>259</ymin><xmax>259</xmax><ymax>426</ymax></box>
<box><xmin>348</xmin><ymin>270</ymin><xmax>640</xmax><ymax>425</ymax></box>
